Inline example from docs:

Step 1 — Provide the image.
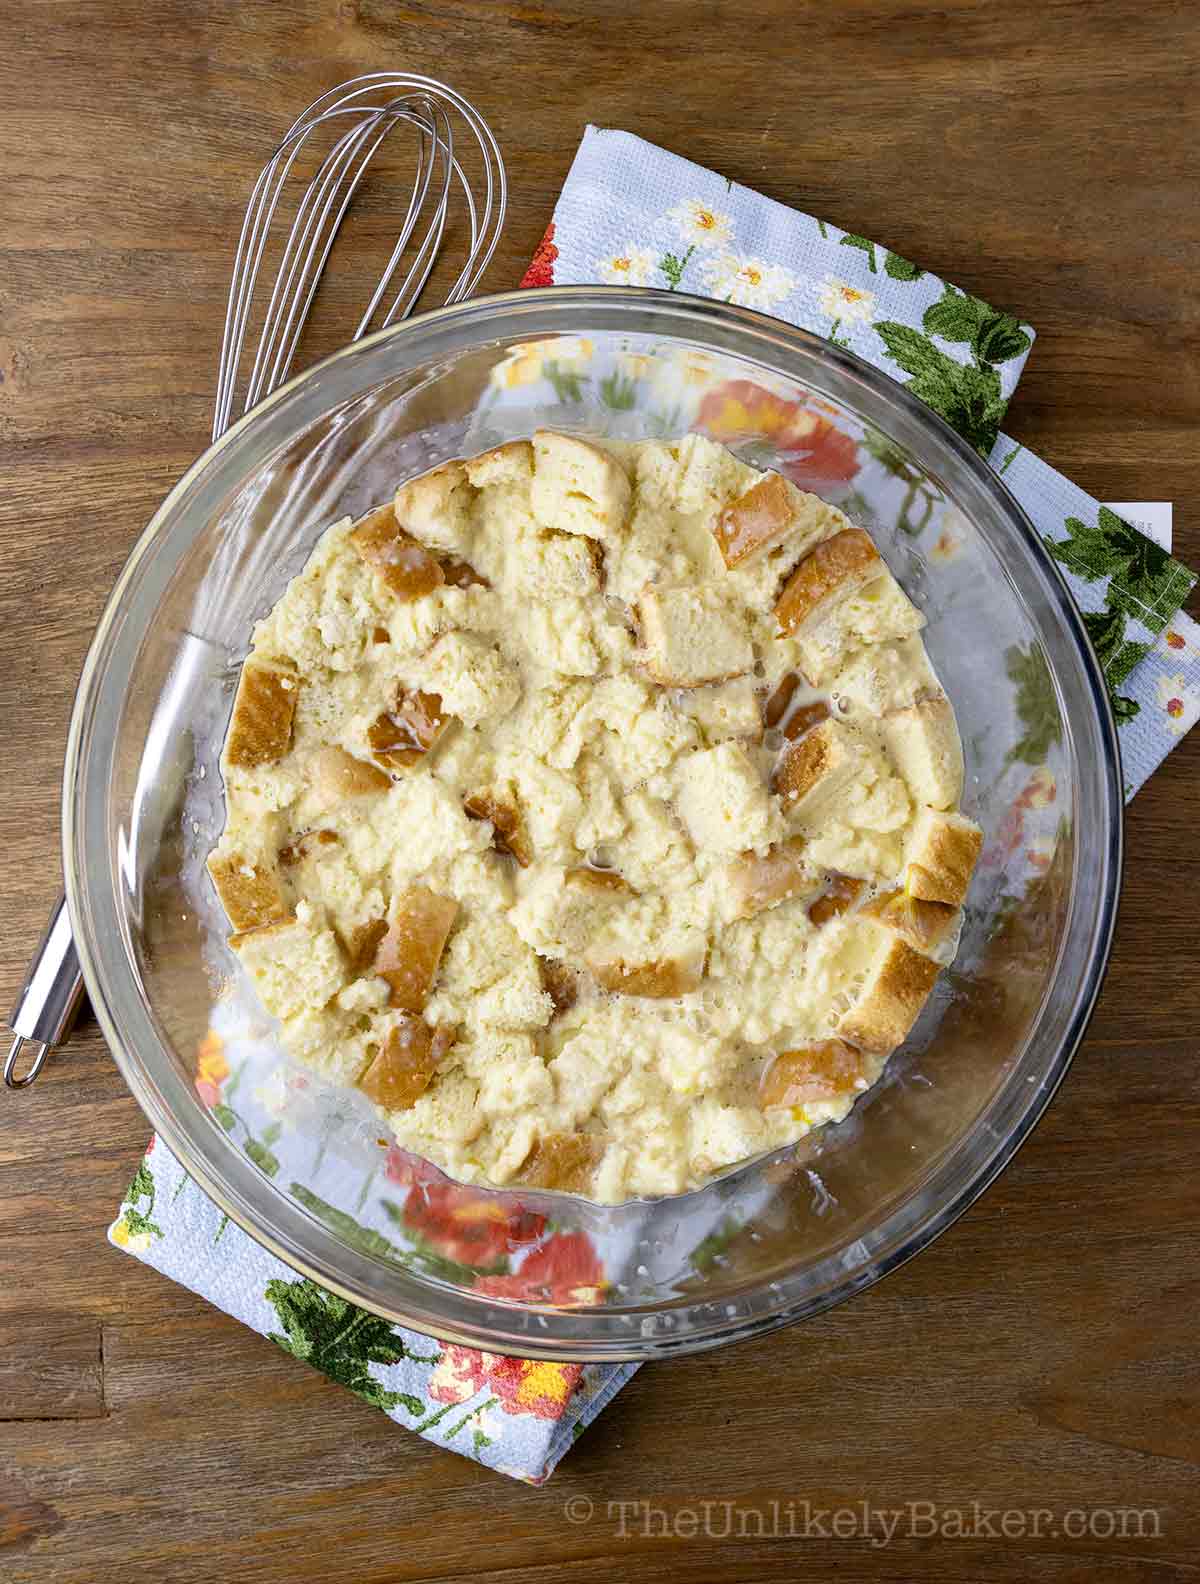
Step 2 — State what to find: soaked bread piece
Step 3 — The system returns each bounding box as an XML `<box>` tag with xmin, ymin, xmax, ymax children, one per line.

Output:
<box><xmin>225</xmin><ymin>662</ymin><xmax>299</xmax><ymax>769</ymax></box>
<box><xmin>905</xmin><ymin>807</ymin><xmax>983</xmax><ymax>905</ymax></box>
<box><xmin>207</xmin><ymin>851</ymin><xmax>288</xmax><ymax>932</ymax></box>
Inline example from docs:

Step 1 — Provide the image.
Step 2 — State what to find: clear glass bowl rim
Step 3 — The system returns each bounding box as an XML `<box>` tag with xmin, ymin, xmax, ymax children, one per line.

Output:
<box><xmin>64</xmin><ymin>286</ymin><xmax>1123</xmax><ymax>1360</ymax></box>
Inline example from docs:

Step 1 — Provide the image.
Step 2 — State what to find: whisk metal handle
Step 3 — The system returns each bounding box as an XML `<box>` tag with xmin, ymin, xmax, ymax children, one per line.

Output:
<box><xmin>5</xmin><ymin>895</ymin><xmax>85</xmax><ymax>1088</ymax></box>
<box><xmin>8</xmin><ymin>74</ymin><xmax>505</xmax><ymax>1093</ymax></box>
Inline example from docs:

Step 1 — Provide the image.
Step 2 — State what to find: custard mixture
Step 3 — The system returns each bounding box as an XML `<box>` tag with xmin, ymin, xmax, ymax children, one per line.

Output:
<box><xmin>207</xmin><ymin>431</ymin><xmax>981</xmax><ymax>1202</ymax></box>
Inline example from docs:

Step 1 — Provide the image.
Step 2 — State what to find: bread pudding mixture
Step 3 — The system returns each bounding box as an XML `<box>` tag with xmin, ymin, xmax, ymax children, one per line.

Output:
<box><xmin>207</xmin><ymin>431</ymin><xmax>981</xmax><ymax>1202</ymax></box>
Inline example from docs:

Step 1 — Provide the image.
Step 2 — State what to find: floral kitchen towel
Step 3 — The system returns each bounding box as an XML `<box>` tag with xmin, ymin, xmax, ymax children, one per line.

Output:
<box><xmin>111</xmin><ymin>1132</ymin><xmax>638</xmax><ymax>1485</ymax></box>
<box><xmin>522</xmin><ymin>126</ymin><xmax>1198</xmax><ymax>790</ymax></box>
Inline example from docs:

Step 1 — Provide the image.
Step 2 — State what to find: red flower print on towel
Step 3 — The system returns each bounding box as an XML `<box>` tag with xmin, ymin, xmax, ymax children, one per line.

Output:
<box><xmin>400</xmin><ymin>1178</ymin><xmax>546</xmax><ymax>1271</ymax></box>
<box><xmin>695</xmin><ymin>379</ymin><xmax>859</xmax><ymax>485</ymax></box>
<box><xmin>475</xmin><ymin>1231</ymin><xmax>605</xmax><ymax>1307</ymax></box>
<box><xmin>521</xmin><ymin>222</ymin><xmax>558</xmax><ymax>289</ymax></box>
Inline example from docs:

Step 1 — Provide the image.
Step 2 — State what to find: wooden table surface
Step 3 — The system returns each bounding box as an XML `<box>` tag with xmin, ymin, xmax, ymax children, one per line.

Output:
<box><xmin>2</xmin><ymin>2</ymin><xmax>1197</xmax><ymax>1579</ymax></box>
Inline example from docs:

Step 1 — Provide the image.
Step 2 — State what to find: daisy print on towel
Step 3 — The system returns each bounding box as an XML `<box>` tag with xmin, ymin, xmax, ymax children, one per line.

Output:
<box><xmin>818</xmin><ymin>275</ymin><xmax>876</xmax><ymax>346</ymax></box>
<box><xmin>699</xmin><ymin>251</ymin><xmax>797</xmax><ymax>310</ymax></box>
<box><xmin>667</xmin><ymin>197</ymin><xmax>733</xmax><ymax>249</ymax></box>
<box><xmin>597</xmin><ymin>245</ymin><xmax>658</xmax><ymax>286</ymax></box>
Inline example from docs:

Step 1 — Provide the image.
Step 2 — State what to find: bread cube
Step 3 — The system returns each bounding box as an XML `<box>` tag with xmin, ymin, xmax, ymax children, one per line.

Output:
<box><xmin>878</xmin><ymin>695</ymin><xmax>964</xmax><ymax>810</ymax></box>
<box><xmin>463</xmin><ymin>439</ymin><xmax>533</xmax><ymax>490</ymax></box>
<box><xmin>775</xmin><ymin>528</ymin><xmax>882</xmax><ymax>634</ymax></box>
<box><xmin>791</xmin><ymin>571</ymin><xmax>926</xmax><ymax>685</ymax></box>
<box><xmin>772</xmin><ymin>718</ymin><xmax>863</xmax><ymax>819</ymax></box>
<box><xmin>207</xmin><ymin>850</ymin><xmax>288</xmax><ymax>932</ymax></box>
<box><xmin>828</xmin><ymin>635</ymin><xmax>939</xmax><ymax>717</ymax></box>
<box><xmin>509</xmin><ymin>864</ymin><xmax>628</xmax><ymax>956</ymax></box>
<box><xmin>859</xmin><ymin>887</ymin><xmax>961</xmax><ymax>959</ymax></box>
<box><xmin>419</xmin><ymin>631</ymin><xmax>521</xmax><ymax>726</ymax></box>
<box><xmin>309</xmin><ymin>745</ymin><xmax>392</xmax><ymax>806</ymax></box>
<box><xmin>394</xmin><ymin>459</ymin><xmax>475</xmax><ymax>553</ymax></box>
<box><xmin>674</xmin><ymin>741</ymin><xmax>777</xmax><ymax>855</ymax></box>
<box><xmin>759</xmin><ymin>1039</ymin><xmax>867</xmax><ymax>1109</ymax></box>
<box><xmin>834</xmin><ymin>926</ymin><xmax>940</xmax><ymax>1054</ymax></box>
<box><xmin>584</xmin><ymin>897</ymin><xmax>707</xmax><ymax>999</ymax></box>
<box><xmin>636</xmin><ymin>585</ymin><xmax>753</xmax><ymax>687</ymax></box>
<box><xmin>725</xmin><ymin>836</ymin><xmax>818</xmax><ymax>921</ymax></box>
<box><xmin>531</xmin><ymin>430</ymin><xmax>631</xmax><ymax>540</ymax></box>
<box><xmin>672</xmin><ymin>432</ymin><xmax>761</xmax><ymax>516</ymax></box>
<box><xmin>358</xmin><ymin>1016</ymin><xmax>454</xmax><ymax>1111</ymax></box>
<box><xmin>225</xmin><ymin>661</ymin><xmax>299</xmax><ymax>769</ymax></box>
<box><xmin>904</xmin><ymin>807</ymin><xmax>982</xmax><ymax>905</ymax></box>
<box><xmin>714</xmin><ymin>472</ymin><xmax>833</xmax><ymax>569</ymax></box>
<box><xmin>230</xmin><ymin>909</ymin><xmax>348</xmax><ymax>1021</ymax></box>
<box><xmin>673</xmin><ymin>676</ymin><xmax>762</xmax><ymax>744</ymax></box>
<box><xmin>350</xmin><ymin>505</ymin><xmax>446</xmax><ymax>600</ymax></box>
<box><xmin>373</xmin><ymin>885</ymin><xmax>459</xmax><ymax>1012</ymax></box>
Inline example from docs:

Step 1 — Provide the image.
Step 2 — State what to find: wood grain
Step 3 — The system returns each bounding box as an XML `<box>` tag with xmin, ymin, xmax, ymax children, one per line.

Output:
<box><xmin>0</xmin><ymin>1</ymin><xmax>1197</xmax><ymax>1580</ymax></box>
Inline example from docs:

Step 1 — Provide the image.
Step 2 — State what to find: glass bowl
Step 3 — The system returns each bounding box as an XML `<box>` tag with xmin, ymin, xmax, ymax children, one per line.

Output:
<box><xmin>64</xmin><ymin>287</ymin><xmax>1121</xmax><ymax>1360</ymax></box>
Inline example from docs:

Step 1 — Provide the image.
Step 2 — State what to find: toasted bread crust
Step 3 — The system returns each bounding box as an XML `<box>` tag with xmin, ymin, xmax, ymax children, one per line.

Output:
<box><xmin>207</xmin><ymin>852</ymin><xmax>288</xmax><ymax>932</ymax></box>
<box><xmin>759</xmin><ymin>1040</ymin><xmax>865</xmax><ymax>1109</ymax></box>
<box><xmin>566</xmin><ymin>865</ymin><xmax>635</xmax><ymax>895</ymax></box>
<box><xmin>374</xmin><ymin>886</ymin><xmax>460</xmax><ymax>1012</ymax></box>
<box><xmin>351</xmin><ymin>504</ymin><xmax>446</xmax><ymax>600</ymax></box>
<box><xmin>538</xmin><ymin>957</ymin><xmax>583</xmax><ymax>1015</ymax></box>
<box><xmin>859</xmin><ymin>887</ymin><xmax>959</xmax><ymax>954</ymax></box>
<box><xmin>726</xmin><ymin>836</ymin><xmax>815</xmax><ymax>921</ymax></box>
<box><xmin>357</xmin><ymin>1014</ymin><xmax>451</xmax><ymax>1111</ymax></box>
<box><xmin>807</xmin><ymin>873</ymin><xmax>865</xmax><ymax>927</ymax></box>
<box><xmin>225</xmin><ymin>662</ymin><xmax>299</xmax><ymax>769</ymax></box>
<box><xmin>836</xmin><ymin>936</ymin><xmax>940</xmax><ymax>1054</ymax></box>
<box><xmin>584</xmin><ymin>949</ymin><xmax>705</xmax><ymax>999</ymax></box>
<box><xmin>905</xmin><ymin>809</ymin><xmax>982</xmax><ymax>905</ymax></box>
<box><xmin>228</xmin><ymin>912</ymin><xmax>301</xmax><ymax>953</ymax></box>
<box><xmin>715</xmin><ymin>471</ymin><xmax>795</xmax><ymax>568</ymax></box>
<box><xmin>464</xmin><ymin>789</ymin><xmax>534</xmax><ymax>867</ymax></box>
<box><xmin>775</xmin><ymin>527</ymin><xmax>881</xmax><ymax>635</ymax></box>
<box><xmin>311</xmin><ymin>745</ymin><xmax>392</xmax><ymax>802</ymax></box>
<box><xmin>368</xmin><ymin>690</ymin><xmax>450</xmax><ymax>770</ymax></box>
<box><xmin>517</xmin><ymin>1131</ymin><xmax>606</xmax><ymax>1192</ymax></box>
<box><xmin>772</xmin><ymin>717</ymin><xmax>857</xmax><ymax>807</ymax></box>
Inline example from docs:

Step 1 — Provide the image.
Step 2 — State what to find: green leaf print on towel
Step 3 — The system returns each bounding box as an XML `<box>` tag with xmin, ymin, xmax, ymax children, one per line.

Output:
<box><xmin>1046</xmin><ymin>507</ymin><xmax>1193</xmax><ymax>635</ymax></box>
<box><xmin>266</xmin><ymin>1277</ymin><xmax>433</xmax><ymax>1412</ymax></box>
<box><xmin>883</xmin><ymin>250</ymin><xmax>923</xmax><ymax>281</ymax></box>
<box><xmin>922</xmin><ymin>284</ymin><xmax>1031</xmax><ymax>365</ymax></box>
<box><xmin>873</xmin><ymin>323</ymin><xmax>1006</xmax><ymax>456</ymax></box>
<box><xmin>838</xmin><ymin>233</ymin><xmax>878</xmax><ymax>273</ymax></box>
<box><xmin>872</xmin><ymin>285</ymin><xmax>1030</xmax><ymax>456</ymax></box>
<box><xmin>113</xmin><ymin>1157</ymin><xmax>164</xmax><ymax>1245</ymax></box>
<box><xmin>1005</xmin><ymin>643</ymin><xmax>1064</xmax><ymax>766</ymax></box>
<box><xmin>1082</xmin><ymin>609</ymin><xmax>1150</xmax><ymax>723</ymax></box>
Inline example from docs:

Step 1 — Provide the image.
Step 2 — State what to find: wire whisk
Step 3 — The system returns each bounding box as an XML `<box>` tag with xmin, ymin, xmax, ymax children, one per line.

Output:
<box><xmin>213</xmin><ymin>73</ymin><xmax>506</xmax><ymax>443</ymax></box>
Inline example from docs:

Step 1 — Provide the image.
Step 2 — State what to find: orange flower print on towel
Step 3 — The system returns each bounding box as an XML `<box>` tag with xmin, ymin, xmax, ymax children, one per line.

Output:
<box><xmin>194</xmin><ymin>1030</ymin><xmax>229</xmax><ymax>1108</ymax></box>
<box><xmin>521</xmin><ymin>222</ymin><xmax>558</xmax><ymax>288</ymax></box>
<box><xmin>428</xmin><ymin>1344</ymin><xmax>584</xmax><ymax>1421</ymax></box>
<box><xmin>487</xmin><ymin>1357</ymin><xmax>583</xmax><ymax>1419</ymax></box>
<box><xmin>696</xmin><ymin>378</ymin><xmax>860</xmax><ymax>486</ymax></box>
